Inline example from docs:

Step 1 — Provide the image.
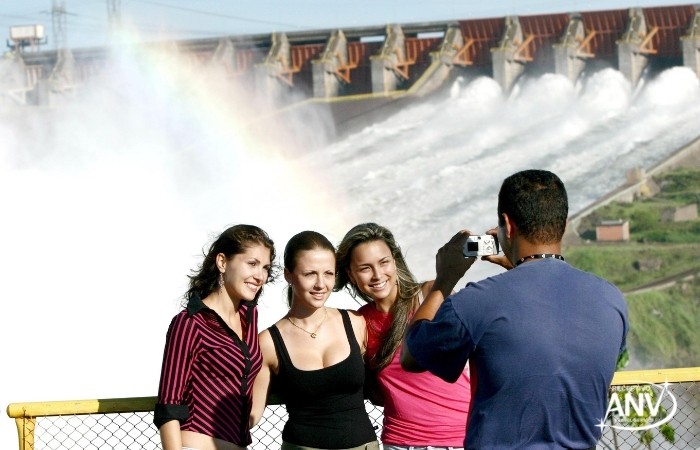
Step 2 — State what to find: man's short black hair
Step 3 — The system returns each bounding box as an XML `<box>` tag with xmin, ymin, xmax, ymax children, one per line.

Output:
<box><xmin>498</xmin><ymin>170</ymin><xmax>568</xmax><ymax>244</ymax></box>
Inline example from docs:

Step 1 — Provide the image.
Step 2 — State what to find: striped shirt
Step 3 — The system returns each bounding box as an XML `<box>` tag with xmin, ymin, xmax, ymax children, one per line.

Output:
<box><xmin>154</xmin><ymin>293</ymin><xmax>262</xmax><ymax>446</ymax></box>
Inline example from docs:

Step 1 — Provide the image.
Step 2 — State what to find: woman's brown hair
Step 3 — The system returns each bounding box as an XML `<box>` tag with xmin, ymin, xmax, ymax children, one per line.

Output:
<box><xmin>184</xmin><ymin>224</ymin><xmax>277</xmax><ymax>305</ymax></box>
<box><xmin>335</xmin><ymin>223</ymin><xmax>422</xmax><ymax>372</ymax></box>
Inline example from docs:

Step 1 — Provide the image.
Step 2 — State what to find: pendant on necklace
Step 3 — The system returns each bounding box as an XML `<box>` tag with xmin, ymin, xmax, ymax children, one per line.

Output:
<box><xmin>310</xmin><ymin>333</ymin><xmax>317</xmax><ymax>338</ymax></box>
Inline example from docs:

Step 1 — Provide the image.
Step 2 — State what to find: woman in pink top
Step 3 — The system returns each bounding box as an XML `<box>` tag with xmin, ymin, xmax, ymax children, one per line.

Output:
<box><xmin>335</xmin><ymin>223</ymin><xmax>471</xmax><ymax>450</ymax></box>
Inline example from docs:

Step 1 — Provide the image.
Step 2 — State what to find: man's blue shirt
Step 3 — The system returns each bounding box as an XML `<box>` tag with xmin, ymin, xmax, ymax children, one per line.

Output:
<box><xmin>407</xmin><ymin>259</ymin><xmax>629</xmax><ymax>450</ymax></box>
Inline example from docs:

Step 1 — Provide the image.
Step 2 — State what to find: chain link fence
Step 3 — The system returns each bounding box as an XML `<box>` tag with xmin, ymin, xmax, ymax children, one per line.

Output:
<box><xmin>598</xmin><ymin>381</ymin><xmax>699</xmax><ymax>450</ymax></box>
<box><xmin>8</xmin><ymin>379</ymin><xmax>699</xmax><ymax>450</ymax></box>
<box><xmin>32</xmin><ymin>413</ymin><xmax>160</xmax><ymax>450</ymax></box>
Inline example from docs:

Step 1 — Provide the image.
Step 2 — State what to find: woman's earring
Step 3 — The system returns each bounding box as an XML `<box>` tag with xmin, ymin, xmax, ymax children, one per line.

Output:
<box><xmin>219</xmin><ymin>272</ymin><xmax>225</xmax><ymax>288</ymax></box>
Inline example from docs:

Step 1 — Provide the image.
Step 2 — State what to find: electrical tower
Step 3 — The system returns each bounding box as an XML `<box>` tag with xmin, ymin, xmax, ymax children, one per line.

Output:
<box><xmin>50</xmin><ymin>0</ymin><xmax>75</xmax><ymax>88</ymax></box>
<box><xmin>51</xmin><ymin>0</ymin><xmax>67</xmax><ymax>55</ymax></box>
<box><xmin>107</xmin><ymin>0</ymin><xmax>121</xmax><ymax>33</ymax></box>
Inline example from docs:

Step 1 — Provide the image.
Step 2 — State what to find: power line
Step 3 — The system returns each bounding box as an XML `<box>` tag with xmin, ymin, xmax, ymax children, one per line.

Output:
<box><xmin>69</xmin><ymin>18</ymin><xmax>234</xmax><ymax>37</ymax></box>
<box><xmin>0</xmin><ymin>12</ymin><xmax>44</xmax><ymax>22</ymax></box>
<box><xmin>66</xmin><ymin>9</ymin><xmax>236</xmax><ymax>36</ymax></box>
<box><xmin>130</xmin><ymin>0</ymin><xmax>310</xmax><ymax>30</ymax></box>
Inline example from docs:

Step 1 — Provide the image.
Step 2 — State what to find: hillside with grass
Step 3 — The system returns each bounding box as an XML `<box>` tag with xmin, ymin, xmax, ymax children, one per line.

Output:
<box><xmin>564</xmin><ymin>167</ymin><xmax>700</xmax><ymax>369</ymax></box>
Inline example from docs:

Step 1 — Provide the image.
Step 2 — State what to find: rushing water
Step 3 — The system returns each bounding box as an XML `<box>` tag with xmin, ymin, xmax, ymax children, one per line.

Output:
<box><xmin>2</xmin><ymin>47</ymin><xmax>700</xmax><ymax>445</ymax></box>
<box><xmin>308</xmin><ymin>67</ymin><xmax>700</xmax><ymax>282</ymax></box>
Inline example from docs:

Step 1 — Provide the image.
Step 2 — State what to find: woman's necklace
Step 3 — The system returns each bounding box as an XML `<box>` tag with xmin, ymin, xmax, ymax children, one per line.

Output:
<box><xmin>287</xmin><ymin>307</ymin><xmax>328</xmax><ymax>339</ymax></box>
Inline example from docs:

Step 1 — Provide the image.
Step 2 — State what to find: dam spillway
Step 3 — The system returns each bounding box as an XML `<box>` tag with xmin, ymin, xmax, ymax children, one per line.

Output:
<box><xmin>4</xmin><ymin>3</ymin><xmax>700</xmax><ymax>117</ymax></box>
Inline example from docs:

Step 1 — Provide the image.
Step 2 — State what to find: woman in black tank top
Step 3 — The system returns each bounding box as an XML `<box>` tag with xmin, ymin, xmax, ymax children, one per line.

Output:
<box><xmin>250</xmin><ymin>231</ymin><xmax>378</xmax><ymax>450</ymax></box>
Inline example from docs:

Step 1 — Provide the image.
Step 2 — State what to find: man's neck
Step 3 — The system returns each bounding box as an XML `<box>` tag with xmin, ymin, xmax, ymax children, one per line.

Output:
<box><xmin>511</xmin><ymin>237</ymin><xmax>563</xmax><ymax>265</ymax></box>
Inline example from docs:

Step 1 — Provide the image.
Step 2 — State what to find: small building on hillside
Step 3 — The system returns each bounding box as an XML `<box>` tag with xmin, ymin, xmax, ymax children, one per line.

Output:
<box><xmin>661</xmin><ymin>203</ymin><xmax>698</xmax><ymax>222</ymax></box>
<box><xmin>596</xmin><ymin>219</ymin><xmax>630</xmax><ymax>242</ymax></box>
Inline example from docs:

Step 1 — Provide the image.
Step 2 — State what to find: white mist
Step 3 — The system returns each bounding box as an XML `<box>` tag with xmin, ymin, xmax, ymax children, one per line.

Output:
<box><xmin>2</xmin><ymin>45</ymin><xmax>700</xmax><ymax>447</ymax></box>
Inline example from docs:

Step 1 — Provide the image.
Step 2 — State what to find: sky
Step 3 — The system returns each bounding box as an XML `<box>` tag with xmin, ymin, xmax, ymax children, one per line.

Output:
<box><xmin>0</xmin><ymin>0</ymin><xmax>695</xmax><ymax>52</ymax></box>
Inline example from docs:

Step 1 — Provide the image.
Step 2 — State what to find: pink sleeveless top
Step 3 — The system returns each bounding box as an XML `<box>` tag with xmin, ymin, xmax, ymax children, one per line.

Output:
<box><xmin>359</xmin><ymin>301</ymin><xmax>471</xmax><ymax>446</ymax></box>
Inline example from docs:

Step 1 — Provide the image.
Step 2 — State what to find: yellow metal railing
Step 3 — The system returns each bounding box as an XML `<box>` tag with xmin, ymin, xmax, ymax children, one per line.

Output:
<box><xmin>7</xmin><ymin>368</ymin><xmax>700</xmax><ymax>450</ymax></box>
<box><xmin>610</xmin><ymin>366</ymin><xmax>700</xmax><ymax>385</ymax></box>
<box><xmin>7</xmin><ymin>397</ymin><xmax>157</xmax><ymax>450</ymax></box>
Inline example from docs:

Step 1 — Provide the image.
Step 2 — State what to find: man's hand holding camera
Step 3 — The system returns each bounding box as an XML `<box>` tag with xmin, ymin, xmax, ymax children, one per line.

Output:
<box><xmin>433</xmin><ymin>229</ymin><xmax>477</xmax><ymax>297</ymax></box>
<box><xmin>481</xmin><ymin>227</ymin><xmax>513</xmax><ymax>271</ymax></box>
<box><xmin>401</xmin><ymin>227</ymin><xmax>513</xmax><ymax>372</ymax></box>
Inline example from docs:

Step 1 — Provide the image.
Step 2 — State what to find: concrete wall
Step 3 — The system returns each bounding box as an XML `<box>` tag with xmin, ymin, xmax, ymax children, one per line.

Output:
<box><xmin>661</xmin><ymin>204</ymin><xmax>698</xmax><ymax>222</ymax></box>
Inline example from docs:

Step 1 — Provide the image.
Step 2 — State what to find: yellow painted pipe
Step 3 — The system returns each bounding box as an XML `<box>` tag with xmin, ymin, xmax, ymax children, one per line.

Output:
<box><xmin>7</xmin><ymin>396</ymin><xmax>158</xmax><ymax>418</ymax></box>
<box><xmin>611</xmin><ymin>366</ymin><xmax>700</xmax><ymax>385</ymax></box>
<box><xmin>14</xmin><ymin>418</ymin><xmax>34</xmax><ymax>450</ymax></box>
<box><xmin>6</xmin><ymin>394</ymin><xmax>285</xmax><ymax>419</ymax></box>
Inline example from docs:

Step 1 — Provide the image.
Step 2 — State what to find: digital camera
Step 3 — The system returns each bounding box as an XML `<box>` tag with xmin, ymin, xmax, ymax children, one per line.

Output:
<box><xmin>462</xmin><ymin>235</ymin><xmax>500</xmax><ymax>257</ymax></box>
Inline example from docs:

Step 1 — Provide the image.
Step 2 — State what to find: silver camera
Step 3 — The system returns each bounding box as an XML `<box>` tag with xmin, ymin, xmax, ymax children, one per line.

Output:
<box><xmin>462</xmin><ymin>235</ymin><xmax>500</xmax><ymax>257</ymax></box>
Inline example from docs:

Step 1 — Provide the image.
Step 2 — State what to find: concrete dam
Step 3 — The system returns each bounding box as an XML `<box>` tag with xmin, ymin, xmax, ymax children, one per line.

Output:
<box><xmin>5</xmin><ymin>4</ymin><xmax>700</xmax><ymax>135</ymax></box>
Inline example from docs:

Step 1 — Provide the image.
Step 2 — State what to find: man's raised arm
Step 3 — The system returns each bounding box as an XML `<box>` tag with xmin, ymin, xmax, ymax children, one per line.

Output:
<box><xmin>400</xmin><ymin>230</ymin><xmax>476</xmax><ymax>372</ymax></box>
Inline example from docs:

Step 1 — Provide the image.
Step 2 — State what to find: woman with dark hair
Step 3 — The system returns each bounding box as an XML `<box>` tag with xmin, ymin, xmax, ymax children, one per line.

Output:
<box><xmin>335</xmin><ymin>223</ymin><xmax>471</xmax><ymax>450</ymax></box>
<box><xmin>155</xmin><ymin>224</ymin><xmax>276</xmax><ymax>450</ymax></box>
<box><xmin>250</xmin><ymin>231</ymin><xmax>378</xmax><ymax>450</ymax></box>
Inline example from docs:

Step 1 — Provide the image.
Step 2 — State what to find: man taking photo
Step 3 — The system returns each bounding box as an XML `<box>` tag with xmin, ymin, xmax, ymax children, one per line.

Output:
<box><xmin>401</xmin><ymin>169</ymin><xmax>628</xmax><ymax>450</ymax></box>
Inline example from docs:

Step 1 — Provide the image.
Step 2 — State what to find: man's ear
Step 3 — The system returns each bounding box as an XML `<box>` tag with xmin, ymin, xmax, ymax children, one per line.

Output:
<box><xmin>503</xmin><ymin>213</ymin><xmax>518</xmax><ymax>239</ymax></box>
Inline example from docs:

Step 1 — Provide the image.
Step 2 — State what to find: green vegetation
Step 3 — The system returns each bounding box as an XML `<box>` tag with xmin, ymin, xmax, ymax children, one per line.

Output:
<box><xmin>625</xmin><ymin>280</ymin><xmax>700</xmax><ymax>368</ymax></box>
<box><xmin>564</xmin><ymin>243</ymin><xmax>700</xmax><ymax>292</ymax></box>
<box><xmin>566</xmin><ymin>244</ymin><xmax>700</xmax><ymax>368</ymax></box>
<box><xmin>565</xmin><ymin>167</ymin><xmax>700</xmax><ymax>368</ymax></box>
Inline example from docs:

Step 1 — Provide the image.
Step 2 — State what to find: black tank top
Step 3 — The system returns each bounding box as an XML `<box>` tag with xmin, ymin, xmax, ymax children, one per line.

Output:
<box><xmin>269</xmin><ymin>309</ymin><xmax>377</xmax><ymax>449</ymax></box>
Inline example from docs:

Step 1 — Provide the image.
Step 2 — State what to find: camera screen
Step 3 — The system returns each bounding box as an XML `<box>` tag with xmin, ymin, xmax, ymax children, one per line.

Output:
<box><xmin>467</xmin><ymin>242</ymin><xmax>479</xmax><ymax>252</ymax></box>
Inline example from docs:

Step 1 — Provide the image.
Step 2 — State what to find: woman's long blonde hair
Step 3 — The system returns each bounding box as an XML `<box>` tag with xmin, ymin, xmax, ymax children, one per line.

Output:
<box><xmin>335</xmin><ymin>223</ymin><xmax>422</xmax><ymax>372</ymax></box>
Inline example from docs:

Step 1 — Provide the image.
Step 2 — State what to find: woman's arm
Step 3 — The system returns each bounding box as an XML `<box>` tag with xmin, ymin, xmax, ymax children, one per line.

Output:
<box><xmin>401</xmin><ymin>230</ymin><xmax>476</xmax><ymax>372</ymax></box>
<box><xmin>155</xmin><ymin>314</ymin><xmax>195</xmax><ymax>446</ymax></box>
<box><xmin>159</xmin><ymin>420</ymin><xmax>183</xmax><ymax>450</ymax></box>
<box><xmin>250</xmin><ymin>330</ymin><xmax>277</xmax><ymax>428</ymax></box>
<box><xmin>363</xmin><ymin>367</ymin><xmax>385</xmax><ymax>406</ymax></box>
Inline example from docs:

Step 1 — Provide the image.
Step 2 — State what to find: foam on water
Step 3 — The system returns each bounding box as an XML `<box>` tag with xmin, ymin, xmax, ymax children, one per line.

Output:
<box><xmin>307</xmin><ymin>67</ymin><xmax>700</xmax><ymax>282</ymax></box>
<box><xmin>2</xmin><ymin>45</ymin><xmax>700</xmax><ymax>445</ymax></box>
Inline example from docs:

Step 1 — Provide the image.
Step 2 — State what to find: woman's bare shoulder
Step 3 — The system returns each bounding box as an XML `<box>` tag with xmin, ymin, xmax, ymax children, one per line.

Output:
<box><xmin>258</xmin><ymin>328</ymin><xmax>276</xmax><ymax>350</ymax></box>
<box><xmin>258</xmin><ymin>328</ymin><xmax>280</xmax><ymax>368</ymax></box>
<box><xmin>345</xmin><ymin>308</ymin><xmax>366</xmax><ymax>329</ymax></box>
